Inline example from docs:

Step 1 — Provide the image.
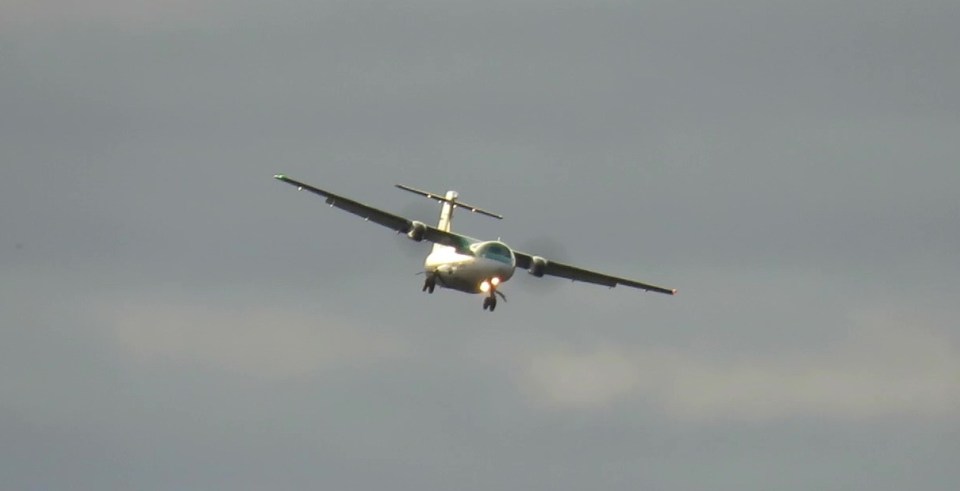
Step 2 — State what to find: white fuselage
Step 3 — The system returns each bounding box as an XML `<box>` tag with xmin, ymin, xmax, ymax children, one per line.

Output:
<box><xmin>425</xmin><ymin>243</ymin><xmax>515</xmax><ymax>294</ymax></box>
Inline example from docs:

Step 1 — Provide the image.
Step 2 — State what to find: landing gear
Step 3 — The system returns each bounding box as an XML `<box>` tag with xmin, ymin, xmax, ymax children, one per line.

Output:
<box><xmin>482</xmin><ymin>294</ymin><xmax>497</xmax><ymax>311</ymax></box>
<box><xmin>480</xmin><ymin>278</ymin><xmax>506</xmax><ymax>312</ymax></box>
<box><xmin>422</xmin><ymin>274</ymin><xmax>436</xmax><ymax>294</ymax></box>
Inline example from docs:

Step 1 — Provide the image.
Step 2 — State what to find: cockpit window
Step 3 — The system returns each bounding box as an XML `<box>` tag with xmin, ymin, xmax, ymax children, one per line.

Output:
<box><xmin>475</xmin><ymin>242</ymin><xmax>513</xmax><ymax>264</ymax></box>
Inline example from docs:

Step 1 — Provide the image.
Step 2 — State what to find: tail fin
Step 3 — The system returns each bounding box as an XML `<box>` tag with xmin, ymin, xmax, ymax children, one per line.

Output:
<box><xmin>395</xmin><ymin>184</ymin><xmax>502</xmax><ymax>251</ymax></box>
<box><xmin>436</xmin><ymin>190</ymin><xmax>458</xmax><ymax>232</ymax></box>
<box><xmin>394</xmin><ymin>184</ymin><xmax>503</xmax><ymax>228</ymax></box>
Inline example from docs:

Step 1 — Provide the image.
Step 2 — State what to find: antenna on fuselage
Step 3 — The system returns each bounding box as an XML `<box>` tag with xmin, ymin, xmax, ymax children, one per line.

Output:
<box><xmin>394</xmin><ymin>184</ymin><xmax>503</xmax><ymax>220</ymax></box>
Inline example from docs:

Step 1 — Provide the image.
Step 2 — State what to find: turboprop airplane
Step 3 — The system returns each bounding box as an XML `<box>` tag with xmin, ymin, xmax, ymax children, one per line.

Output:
<box><xmin>273</xmin><ymin>174</ymin><xmax>676</xmax><ymax>311</ymax></box>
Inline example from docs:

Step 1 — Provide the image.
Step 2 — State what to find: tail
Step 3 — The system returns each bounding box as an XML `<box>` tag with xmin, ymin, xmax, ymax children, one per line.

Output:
<box><xmin>394</xmin><ymin>184</ymin><xmax>502</xmax><ymax>251</ymax></box>
<box><xmin>436</xmin><ymin>190</ymin><xmax>458</xmax><ymax>232</ymax></box>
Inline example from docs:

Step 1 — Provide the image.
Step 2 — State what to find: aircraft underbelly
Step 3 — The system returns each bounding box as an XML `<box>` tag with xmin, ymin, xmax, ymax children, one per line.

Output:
<box><xmin>427</xmin><ymin>256</ymin><xmax>515</xmax><ymax>294</ymax></box>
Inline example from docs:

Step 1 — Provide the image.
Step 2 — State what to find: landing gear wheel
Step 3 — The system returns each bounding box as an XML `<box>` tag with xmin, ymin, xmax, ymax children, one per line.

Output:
<box><xmin>422</xmin><ymin>276</ymin><xmax>436</xmax><ymax>294</ymax></box>
<box><xmin>482</xmin><ymin>294</ymin><xmax>497</xmax><ymax>312</ymax></box>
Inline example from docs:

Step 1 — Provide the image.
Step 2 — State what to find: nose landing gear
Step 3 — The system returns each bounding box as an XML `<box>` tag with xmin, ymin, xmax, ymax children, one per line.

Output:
<box><xmin>480</xmin><ymin>280</ymin><xmax>506</xmax><ymax>312</ymax></box>
<box><xmin>482</xmin><ymin>293</ymin><xmax>497</xmax><ymax>311</ymax></box>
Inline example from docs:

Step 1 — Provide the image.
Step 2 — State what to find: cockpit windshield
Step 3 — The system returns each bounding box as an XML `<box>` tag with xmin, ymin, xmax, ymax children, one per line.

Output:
<box><xmin>473</xmin><ymin>242</ymin><xmax>513</xmax><ymax>265</ymax></box>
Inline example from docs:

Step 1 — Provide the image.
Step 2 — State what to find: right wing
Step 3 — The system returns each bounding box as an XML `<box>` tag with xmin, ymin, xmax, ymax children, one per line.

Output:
<box><xmin>513</xmin><ymin>251</ymin><xmax>677</xmax><ymax>295</ymax></box>
<box><xmin>273</xmin><ymin>174</ymin><xmax>476</xmax><ymax>254</ymax></box>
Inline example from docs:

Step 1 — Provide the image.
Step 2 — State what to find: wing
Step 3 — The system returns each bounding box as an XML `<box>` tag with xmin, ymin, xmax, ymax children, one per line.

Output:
<box><xmin>513</xmin><ymin>251</ymin><xmax>676</xmax><ymax>295</ymax></box>
<box><xmin>273</xmin><ymin>174</ymin><xmax>476</xmax><ymax>254</ymax></box>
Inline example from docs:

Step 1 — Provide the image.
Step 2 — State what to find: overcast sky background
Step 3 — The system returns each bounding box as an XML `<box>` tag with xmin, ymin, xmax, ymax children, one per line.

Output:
<box><xmin>2</xmin><ymin>1</ymin><xmax>959</xmax><ymax>489</ymax></box>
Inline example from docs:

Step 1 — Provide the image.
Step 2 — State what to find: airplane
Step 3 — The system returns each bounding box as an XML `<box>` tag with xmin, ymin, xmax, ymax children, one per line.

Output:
<box><xmin>273</xmin><ymin>174</ymin><xmax>676</xmax><ymax>311</ymax></box>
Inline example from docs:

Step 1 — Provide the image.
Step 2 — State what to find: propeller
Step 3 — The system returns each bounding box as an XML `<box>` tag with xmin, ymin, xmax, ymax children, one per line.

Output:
<box><xmin>395</xmin><ymin>200</ymin><xmax>438</xmax><ymax>259</ymax></box>
<box><xmin>516</xmin><ymin>235</ymin><xmax>568</xmax><ymax>295</ymax></box>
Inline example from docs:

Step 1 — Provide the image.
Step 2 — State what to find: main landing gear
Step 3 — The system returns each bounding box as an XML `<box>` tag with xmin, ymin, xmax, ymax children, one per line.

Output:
<box><xmin>422</xmin><ymin>274</ymin><xmax>436</xmax><ymax>294</ymax></box>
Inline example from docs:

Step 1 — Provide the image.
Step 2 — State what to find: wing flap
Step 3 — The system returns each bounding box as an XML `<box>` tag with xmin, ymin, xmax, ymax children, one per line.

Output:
<box><xmin>274</xmin><ymin>174</ymin><xmax>478</xmax><ymax>255</ymax></box>
<box><xmin>274</xmin><ymin>174</ymin><xmax>412</xmax><ymax>232</ymax></box>
<box><xmin>544</xmin><ymin>261</ymin><xmax>618</xmax><ymax>287</ymax></box>
<box><xmin>514</xmin><ymin>251</ymin><xmax>676</xmax><ymax>295</ymax></box>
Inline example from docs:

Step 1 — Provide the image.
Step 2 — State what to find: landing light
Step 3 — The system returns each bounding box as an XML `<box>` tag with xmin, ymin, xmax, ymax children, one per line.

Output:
<box><xmin>480</xmin><ymin>281</ymin><xmax>491</xmax><ymax>293</ymax></box>
<box><xmin>491</xmin><ymin>277</ymin><xmax>500</xmax><ymax>286</ymax></box>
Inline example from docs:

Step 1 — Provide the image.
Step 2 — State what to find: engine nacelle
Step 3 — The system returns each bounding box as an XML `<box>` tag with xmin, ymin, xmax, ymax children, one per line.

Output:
<box><xmin>407</xmin><ymin>221</ymin><xmax>427</xmax><ymax>242</ymax></box>
<box><xmin>528</xmin><ymin>256</ymin><xmax>548</xmax><ymax>277</ymax></box>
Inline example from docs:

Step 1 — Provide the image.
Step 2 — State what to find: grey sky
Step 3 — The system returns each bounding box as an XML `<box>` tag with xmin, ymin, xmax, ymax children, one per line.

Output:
<box><xmin>2</xmin><ymin>1</ymin><xmax>959</xmax><ymax>489</ymax></box>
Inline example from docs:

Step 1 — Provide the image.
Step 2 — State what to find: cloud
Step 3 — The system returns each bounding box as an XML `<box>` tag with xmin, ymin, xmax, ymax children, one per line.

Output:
<box><xmin>523</xmin><ymin>347</ymin><xmax>643</xmax><ymax>409</ymax></box>
<box><xmin>95</xmin><ymin>296</ymin><xmax>410</xmax><ymax>379</ymax></box>
<box><xmin>521</xmin><ymin>311</ymin><xmax>960</xmax><ymax>421</ymax></box>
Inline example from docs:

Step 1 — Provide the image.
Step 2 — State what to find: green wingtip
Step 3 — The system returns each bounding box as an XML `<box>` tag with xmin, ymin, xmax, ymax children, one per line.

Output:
<box><xmin>274</xmin><ymin>174</ymin><xmax>286</xmax><ymax>179</ymax></box>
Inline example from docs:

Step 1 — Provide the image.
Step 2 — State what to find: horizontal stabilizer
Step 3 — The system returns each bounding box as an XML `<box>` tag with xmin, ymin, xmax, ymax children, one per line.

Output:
<box><xmin>395</xmin><ymin>184</ymin><xmax>503</xmax><ymax>220</ymax></box>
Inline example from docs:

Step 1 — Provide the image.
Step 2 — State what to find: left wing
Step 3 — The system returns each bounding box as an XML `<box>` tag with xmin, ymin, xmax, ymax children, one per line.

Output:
<box><xmin>273</xmin><ymin>174</ymin><xmax>476</xmax><ymax>254</ymax></box>
<box><xmin>513</xmin><ymin>251</ymin><xmax>676</xmax><ymax>295</ymax></box>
